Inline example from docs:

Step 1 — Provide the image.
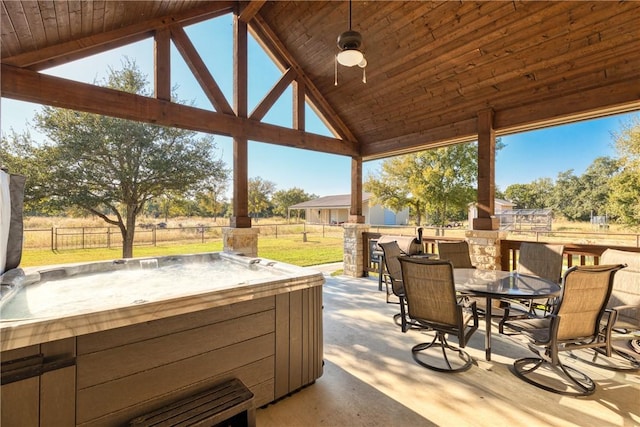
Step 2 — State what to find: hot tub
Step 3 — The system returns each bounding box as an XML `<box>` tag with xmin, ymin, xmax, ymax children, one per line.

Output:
<box><xmin>0</xmin><ymin>252</ymin><xmax>324</xmax><ymax>426</ymax></box>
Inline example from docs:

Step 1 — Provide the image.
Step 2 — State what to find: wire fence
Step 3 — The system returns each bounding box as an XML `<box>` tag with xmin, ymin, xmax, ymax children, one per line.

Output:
<box><xmin>23</xmin><ymin>223</ymin><xmax>346</xmax><ymax>251</ymax></box>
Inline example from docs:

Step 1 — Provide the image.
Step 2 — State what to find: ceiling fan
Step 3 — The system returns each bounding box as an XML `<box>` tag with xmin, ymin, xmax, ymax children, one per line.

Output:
<box><xmin>335</xmin><ymin>0</ymin><xmax>367</xmax><ymax>85</ymax></box>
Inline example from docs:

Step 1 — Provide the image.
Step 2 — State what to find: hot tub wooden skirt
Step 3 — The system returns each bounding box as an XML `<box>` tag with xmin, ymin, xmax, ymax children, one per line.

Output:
<box><xmin>0</xmin><ymin>285</ymin><xmax>323</xmax><ymax>426</ymax></box>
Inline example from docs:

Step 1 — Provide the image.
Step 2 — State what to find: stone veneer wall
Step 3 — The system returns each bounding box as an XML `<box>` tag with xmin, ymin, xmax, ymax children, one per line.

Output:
<box><xmin>466</xmin><ymin>229</ymin><xmax>507</xmax><ymax>270</ymax></box>
<box><xmin>343</xmin><ymin>223</ymin><xmax>370</xmax><ymax>277</ymax></box>
<box><xmin>223</xmin><ymin>227</ymin><xmax>260</xmax><ymax>258</ymax></box>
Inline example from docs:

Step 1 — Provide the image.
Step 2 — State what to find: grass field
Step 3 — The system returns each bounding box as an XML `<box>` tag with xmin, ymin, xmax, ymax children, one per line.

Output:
<box><xmin>20</xmin><ymin>237</ymin><xmax>344</xmax><ymax>268</ymax></box>
<box><xmin>19</xmin><ymin>216</ymin><xmax>639</xmax><ymax>268</ymax></box>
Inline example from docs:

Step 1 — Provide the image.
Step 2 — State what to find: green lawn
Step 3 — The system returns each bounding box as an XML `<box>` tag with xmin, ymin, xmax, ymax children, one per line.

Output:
<box><xmin>20</xmin><ymin>237</ymin><xmax>344</xmax><ymax>268</ymax></box>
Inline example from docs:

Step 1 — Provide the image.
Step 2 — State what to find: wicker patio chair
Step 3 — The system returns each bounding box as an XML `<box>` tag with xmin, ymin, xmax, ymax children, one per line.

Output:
<box><xmin>508</xmin><ymin>264</ymin><xmax>625</xmax><ymax>396</ymax></box>
<box><xmin>399</xmin><ymin>258</ymin><xmax>479</xmax><ymax>372</ymax></box>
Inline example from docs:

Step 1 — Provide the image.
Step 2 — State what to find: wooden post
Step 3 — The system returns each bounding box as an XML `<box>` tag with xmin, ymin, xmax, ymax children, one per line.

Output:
<box><xmin>231</xmin><ymin>11</ymin><xmax>251</xmax><ymax>228</ymax></box>
<box><xmin>473</xmin><ymin>109</ymin><xmax>499</xmax><ymax>230</ymax></box>
<box><xmin>154</xmin><ymin>29</ymin><xmax>171</xmax><ymax>101</ymax></box>
<box><xmin>349</xmin><ymin>157</ymin><xmax>365</xmax><ymax>223</ymax></box>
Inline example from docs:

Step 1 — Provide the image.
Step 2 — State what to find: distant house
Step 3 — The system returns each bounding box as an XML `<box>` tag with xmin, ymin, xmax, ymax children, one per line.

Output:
<box><xmin>289</xmin><ymin>193</ymin><xmax>409</xmax><ymax>225</ymax></box>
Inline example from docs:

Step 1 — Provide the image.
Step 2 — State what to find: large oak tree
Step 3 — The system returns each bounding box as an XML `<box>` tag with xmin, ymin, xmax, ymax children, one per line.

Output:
<box><xmin>7</xmin><ymin>60</ymin><xmax>228</xmax><ymax>258</ymax></box>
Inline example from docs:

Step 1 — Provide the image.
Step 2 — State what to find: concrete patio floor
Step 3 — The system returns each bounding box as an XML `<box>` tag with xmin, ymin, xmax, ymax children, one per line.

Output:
<box><xmin>257</xmin><ymin>264</ymin><xmax>640</xmax><ymax>427</ymax></box>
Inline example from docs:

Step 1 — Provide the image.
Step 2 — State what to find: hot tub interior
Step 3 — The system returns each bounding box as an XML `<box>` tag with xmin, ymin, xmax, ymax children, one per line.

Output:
<box><xmin>0</xmin><ymin>252</ymin><xmax>308</xmax><ymax>320</ymax></box>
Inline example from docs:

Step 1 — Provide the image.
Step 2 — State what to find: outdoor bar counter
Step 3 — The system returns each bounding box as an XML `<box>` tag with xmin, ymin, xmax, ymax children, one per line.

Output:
<box><xmin>0</xmin><ymin>252</ymin><xmax>324</xmax><ymax>426</ymax></box>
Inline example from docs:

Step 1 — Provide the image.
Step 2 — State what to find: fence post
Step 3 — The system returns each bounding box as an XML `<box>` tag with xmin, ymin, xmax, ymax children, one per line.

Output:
<box><xmin>107</xmin><ymin>227</ymin><xmax>111</xmax><ymax>249</ymax></box>
<box><xmin>153</xmin><ymin>227</ymin><xmax>157</xmax><ymax>246</ymax></box>
<box><xmin>51</xmin><ymin>227</ymin><xmax>54</xmax><ymax>251</ymax></box>
<box><xmin>275</xmin><ymin>225</ymin><xmax>278</xmax><ymax>239</ymax></box>
<box><xmin>82</xmin><ymin>227</ymin><xmax>85</xmax><ymax>249</ymax></box>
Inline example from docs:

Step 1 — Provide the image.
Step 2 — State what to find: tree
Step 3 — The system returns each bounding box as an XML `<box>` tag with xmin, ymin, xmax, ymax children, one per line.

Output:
<box><xmin>248</xmin><ymin>177</ymin><xmax>276</xmax><ymax>218</ymax></box>
<box><xmin>577</xmin><ymin>156</ymin><xmax>619</xmax><ymax>219</ymax></box>
<box><xmin>23</xmin><ymin>59</ymin><xmax>228</xmax><ymax>257</ymax></box>
<box><xmin>1</xmin><ymin>130</ymin><xmax>60</xmax><ymax>215</ymax></box>
<box><xmin>365</xmin><ymin>143</ymin><xmax>478</xmax><ymax>226</ymax></box>
<box><xmin>271</xmin><ymin>187</ymin><xmax>317</xmax><ymax>219</ymax></box>
<box><xmin>505</xmin><ymin>178</ymin><xmax>553</xmax><ymax>210</ymax></box>
<box><xmin>608</xmin><ymin>114</ymin><xmax>640</xmax><ymax>227</ymax></box>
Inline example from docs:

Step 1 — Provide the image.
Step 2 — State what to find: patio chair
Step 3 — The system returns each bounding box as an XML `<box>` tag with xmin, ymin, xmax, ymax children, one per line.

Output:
<box><xmin>378</xmin><ymin>241</ymin><xmax>410</xmax><ymax>332</ymax></box>
<box><xmin>399</xmin><ymin>258</ymin><xmax>479</xmax><ymax>372</ymax></box>
<box><xmin>436</xmin><ymin>240</ymin><xmax>474</xmax><ymax>269</ymax></box>
<box><xmin>509</xmin><ymin>264</ymin><xmax>625</xmax><ymax>396</ymax></box>
<box><xmin>499</xmin><ymin>243</ymin><xmax>564</xmax><ymax>333</ymax></box>
<box><xmin>571</xmin><ymin>249</ymin><xmax>639</xmax><ymax>371</ymax></box>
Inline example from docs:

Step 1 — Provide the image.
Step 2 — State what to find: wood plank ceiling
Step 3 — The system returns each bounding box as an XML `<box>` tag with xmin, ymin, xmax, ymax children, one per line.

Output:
<box><xmin>2</xmin><ymin>1</ymin><xmax>639</xmax><ymax>161</ymax></box>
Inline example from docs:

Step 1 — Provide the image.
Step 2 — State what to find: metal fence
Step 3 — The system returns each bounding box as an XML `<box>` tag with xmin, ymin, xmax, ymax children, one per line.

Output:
<box><xmin>23</xmin><ymin>223</ymin><xmax>345</xmax><ymax>251</ymax></box>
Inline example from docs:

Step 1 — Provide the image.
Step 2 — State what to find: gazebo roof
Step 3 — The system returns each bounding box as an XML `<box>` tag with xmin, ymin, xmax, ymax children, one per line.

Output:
<box><xmin>2</xmin><ymin>1</ymin><xmax>639</xmax><ymax>160</ymax></box>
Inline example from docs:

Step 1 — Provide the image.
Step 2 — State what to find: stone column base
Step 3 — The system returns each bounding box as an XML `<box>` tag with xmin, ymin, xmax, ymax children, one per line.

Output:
<box><xmin>465</xmin><ymin>229</ymin><xmax>507</xmax><ymax>270</ymax></box>
<box><xmin>343</xmin><ymin>223</ymin><xmax>370</xmax><ymax>277</ymax></box>
<box><xmin>223</xmin><ymin>227</ymin><xmax>259</xmax><ymax>258</ymax></box>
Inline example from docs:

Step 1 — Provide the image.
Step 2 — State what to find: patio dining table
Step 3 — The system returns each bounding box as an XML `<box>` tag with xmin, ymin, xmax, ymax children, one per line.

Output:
<box><xmin>453</xmin><ymin>268</ymin><xmax>561</xmax><ymax>361</ymax></box>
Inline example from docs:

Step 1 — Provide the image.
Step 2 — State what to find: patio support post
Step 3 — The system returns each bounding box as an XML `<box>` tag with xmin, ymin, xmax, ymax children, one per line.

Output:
<box><xmin>468</xmin><ymin>109</ymin><xmax>503</xmax><ymax>269</ymax></box>
<box><xmin>343</xmin><ymin>156</ymin><xmax>368</xmax><ymax>277</ymax></box>
<box><xmin>473</xmin><ymin>108</ymin><xmax>499</xmax><ymax>231</ymax></box>
<box><xmin>225</xmin><ymin>9</ymin><xmax>257</xmax><ymax>255</ymax></box>
<box><xmin>349</xmin><ymin>157</ymin><xmax>365</xmax><ymax>224</ymax></box>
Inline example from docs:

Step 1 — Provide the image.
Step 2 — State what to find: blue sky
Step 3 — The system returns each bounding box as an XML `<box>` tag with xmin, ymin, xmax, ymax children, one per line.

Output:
<box><xmin>1</xmin><ymin>14</ymin><xmax>636</xmax><ymax>197</ymax></box>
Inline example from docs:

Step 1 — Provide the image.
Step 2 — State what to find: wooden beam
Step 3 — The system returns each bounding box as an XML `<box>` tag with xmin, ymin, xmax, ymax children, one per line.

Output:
<box><xmin>238</xmin><ymin>0</ymin><xmax>266</xmax><ymax>23</ymax></box>
<box><xmin>249</xmin><ymin>67</ymin><xmax>297</xmax><ymax>121</ymax></box>
<box><xmin>293</xmin><ymin>79</ymin><xmax>305</xmax><ymax>131</ymax></box>
<box><xmin>0</xmin><ymin>64</ymin><xmax>357</xmax><ymax>157</ymax></box>
<box><xmin>154</xmin><ymin>29</ymin><xmax>171</xmax><ymax>101</ymax></box>
<box><xmin>170</xmin><ymin>25</ymin><xmax>234</xmax><ymax>115</ymax></box>
<box><xmin>494</xmin><ymin>78</ymin><xmax>640</xmax><ymax>135</ymax></box>
<box><xmin>361</xmin><ymin>118</ymin><xmax>479</xmax><ymax>160</ymax></box>
<box><xmin>1</xmin><ymin>1</ymin><xmax>236</xmax><ymax>71</ymax></box>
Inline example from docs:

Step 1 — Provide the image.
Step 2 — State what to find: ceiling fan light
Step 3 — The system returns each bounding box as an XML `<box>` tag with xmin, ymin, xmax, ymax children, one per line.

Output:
<box><xmin>337</xmin><ymin>49</ymin><xmax>364</xmax><ymax>67</ymax></box>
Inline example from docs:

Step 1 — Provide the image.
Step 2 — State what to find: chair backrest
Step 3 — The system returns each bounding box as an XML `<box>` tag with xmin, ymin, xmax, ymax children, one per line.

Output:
<box><xmin>379</xmin><ymin>241</ymin><xmax>406</xmax><ymax>297</ymax></box>
<box><xmin>517</xmin><ymin>242</ymin><xmax>564</xmax><ymax>283</ymax></box>
<box><xmin>554</xmin><ymin>264</ymin><xmax>625</xmax><ymax>341</ymax></box>
<box><xmin>600</xmin><ymin>249</ymin><xmax>640</xmax><ymax>325</ymax></box>
<box><xmin>437</xmin><ymin>240</ymin><xmax>473</xmax><ymax>268</ymax></box>
<box><xmin>379</xmin><ymin>241</ymin><xmax>403</xmax><ymax>281</ymax></box>
<box><xmin>399</xmin><ymin>258</ymin><xmax>458</xmax><ymax>327</ymax></box>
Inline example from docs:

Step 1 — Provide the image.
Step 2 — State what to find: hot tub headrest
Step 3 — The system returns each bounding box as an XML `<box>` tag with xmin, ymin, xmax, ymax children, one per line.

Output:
<box><xmin>376</xmin><ymin>235</ymin><xmax>423</xmax><ymax>255</ymax></box>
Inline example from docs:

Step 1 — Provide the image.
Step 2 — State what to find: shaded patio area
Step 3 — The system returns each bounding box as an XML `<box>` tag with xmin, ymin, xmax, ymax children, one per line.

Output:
<box><xmin>258</xmin><ymin>264</ymin><xmax>640</xmax><ymax>427</ymax></box>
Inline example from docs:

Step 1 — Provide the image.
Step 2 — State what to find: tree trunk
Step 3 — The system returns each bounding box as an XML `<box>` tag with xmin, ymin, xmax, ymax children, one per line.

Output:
<box><xmin>121</xmin><ymin>206</ymin><xmax>137</xmax><ymax>258</ymax></box>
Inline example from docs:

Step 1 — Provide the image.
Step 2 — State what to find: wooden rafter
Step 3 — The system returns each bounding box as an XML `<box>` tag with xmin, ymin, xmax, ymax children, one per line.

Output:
<box><xmin>249</xmin><ymin>67</ymin><xmax>297</xmax><ymax>121</ymax></box>
<box><xmin>249</xmin><ymin>14</ymin><xmax>359</xmax><ymax>149</ymax></box>
<box><xmin>170</xmin><ymin>25</ymin><xmax>234</xmax><ymax>115</ymax></box>
<box><xmin>238</xmin><ymin>0</ymin><xmax>266</xmax><ymax>24</ymax></box>
<box><xmin>2</xmin><ymin>1</ymin><xmax>236</xmax><ymax>71</ymax></box>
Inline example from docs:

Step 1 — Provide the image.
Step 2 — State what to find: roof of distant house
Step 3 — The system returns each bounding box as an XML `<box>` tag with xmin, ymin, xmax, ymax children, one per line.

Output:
<box><xmin>289</xmin><ymin>193</ymin><xmax>372</xmax><ymax>209</ymax></box>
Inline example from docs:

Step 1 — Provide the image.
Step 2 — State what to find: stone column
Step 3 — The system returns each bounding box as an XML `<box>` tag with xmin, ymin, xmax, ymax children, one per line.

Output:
<box><xmin>343</xmin><ymin>223</ymin><xmax>370</xmax><ymax>277</ymax></box>
<box><xmin>466</xmin><ymin>229</ymin><xmax>507</xmax><ymax>270</ymax></box>
<box><xmin>223</xmin><ymin>227</ymin><xmax>259</xmax><ymax>258</ymax></box>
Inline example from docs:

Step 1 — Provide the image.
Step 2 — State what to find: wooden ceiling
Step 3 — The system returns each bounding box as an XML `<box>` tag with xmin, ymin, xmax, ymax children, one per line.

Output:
<box><xmin>2</xmin><ymin>1</ymin><xmax>639</xmax><ymax>161</ymax></box>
